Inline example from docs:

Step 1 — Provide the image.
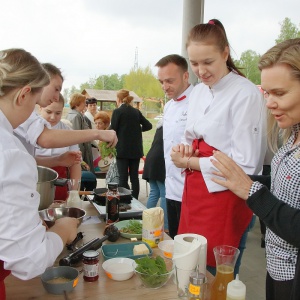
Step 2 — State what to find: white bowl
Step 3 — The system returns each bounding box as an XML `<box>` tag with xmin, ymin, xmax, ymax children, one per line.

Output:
<box><xmin>158</xmin><ymin>240</ymin><xmax>174</xmax><ymax>259</ymax></box>
<box><xmin>102</xmin><ymin>258</ymin><xmax>136</xmax><ymax>281</ymax></box>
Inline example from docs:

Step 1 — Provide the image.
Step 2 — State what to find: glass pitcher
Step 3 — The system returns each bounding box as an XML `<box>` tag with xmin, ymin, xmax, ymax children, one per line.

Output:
<box><xmin>210</xmin><ymin>245</ymin><xmax>240</xmax><ymax>300</ymax></box>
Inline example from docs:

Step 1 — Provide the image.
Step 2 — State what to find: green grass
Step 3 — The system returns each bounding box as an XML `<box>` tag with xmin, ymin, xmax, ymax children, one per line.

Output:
<box><xmin>143</xmin><ymin>119</ymin><xmax>158</xmax><ymax>156</ymax></box>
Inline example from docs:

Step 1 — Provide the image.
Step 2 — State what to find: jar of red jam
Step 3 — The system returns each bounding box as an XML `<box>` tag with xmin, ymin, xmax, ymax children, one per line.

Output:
<box><xmin>82</xmin><ymin>250</ymin><xmax>99</xmax><ymax>282</ymax></box>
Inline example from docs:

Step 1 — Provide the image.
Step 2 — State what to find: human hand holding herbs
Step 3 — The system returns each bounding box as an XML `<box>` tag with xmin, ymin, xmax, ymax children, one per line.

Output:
<box><xmin>98</xmin><ymin>141</ymin><xmax>117</xmax><ymax>158</ymax></box>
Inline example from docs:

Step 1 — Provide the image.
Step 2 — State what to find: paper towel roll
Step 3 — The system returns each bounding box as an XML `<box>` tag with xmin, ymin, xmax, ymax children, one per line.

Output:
<box><xmin>173</xmin><ymin>233</ymin><xmax>207</xmax><ymax>274</ymax></box>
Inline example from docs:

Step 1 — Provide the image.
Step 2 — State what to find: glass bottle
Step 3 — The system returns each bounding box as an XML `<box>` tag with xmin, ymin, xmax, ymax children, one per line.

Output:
<box><xmin>188</xmin><ymin>271</ymin><xmax>207</xmax><ymax>300</ymax></box>
<box><xmin>106</xmin><ymin>182</ymin><xmax>120</xmax><ymax>224</ymax></box>
<box><xmin>82</xmin><ymin>250</ymin><xmax>99</xmax><ymax>282</ymax></box>
<box><xmin>66</xmin><ymin>190</ymin><xmax>82</xmax><ymax>208</ymax></box>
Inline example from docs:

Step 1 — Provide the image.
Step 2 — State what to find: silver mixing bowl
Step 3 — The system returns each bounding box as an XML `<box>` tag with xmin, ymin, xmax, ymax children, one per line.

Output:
<box><xmin>39</xmin><ymin>207</ymin><xmax>86</xmax><ymax>228</ymax></box>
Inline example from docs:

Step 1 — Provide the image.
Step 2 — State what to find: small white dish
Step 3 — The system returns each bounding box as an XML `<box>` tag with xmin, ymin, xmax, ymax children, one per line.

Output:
<box><xmin>158</xmin><ymin>240</ymin><xmax>174</xmax><ymax>259</ymax></box>
<box><xmin>102</xmin><ymin>257</ymin><xmax>136</xmax><ymax>281</ymax></box>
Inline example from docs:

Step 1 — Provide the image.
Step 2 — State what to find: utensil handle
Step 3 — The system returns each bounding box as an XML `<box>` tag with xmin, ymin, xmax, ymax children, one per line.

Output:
<box><xmin>78</xmin><ymin>191</ymin><xmax>93</xmax><ymax>195</ymax></box>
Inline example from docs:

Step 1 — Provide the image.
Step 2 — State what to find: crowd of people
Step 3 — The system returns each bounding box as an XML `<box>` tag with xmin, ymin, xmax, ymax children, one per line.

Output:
<box><xmin>1</xmin><ymin>18</ymin><xmax>300</xmax><ymax>300</ymax></box>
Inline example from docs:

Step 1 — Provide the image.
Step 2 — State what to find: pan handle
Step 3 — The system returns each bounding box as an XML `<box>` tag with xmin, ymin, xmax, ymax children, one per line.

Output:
<box><xmin>78</xmin><ymin>191</ymin><xmax>93</xmax><ymax>196</ymax></box>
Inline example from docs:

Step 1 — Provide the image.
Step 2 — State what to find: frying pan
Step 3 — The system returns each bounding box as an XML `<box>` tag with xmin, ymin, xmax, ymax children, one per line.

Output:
<box><xmin>79</xmin><ymin>187</ymin><xmax>132</xmax><ymax>205</ymax></box>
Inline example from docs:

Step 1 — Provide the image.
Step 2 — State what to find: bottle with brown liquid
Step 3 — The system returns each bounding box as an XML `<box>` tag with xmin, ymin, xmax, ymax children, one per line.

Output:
<box><xmin>106</xmin><ymin>182</ymin><xmax>120</xmax><ymax>224</ymax></box>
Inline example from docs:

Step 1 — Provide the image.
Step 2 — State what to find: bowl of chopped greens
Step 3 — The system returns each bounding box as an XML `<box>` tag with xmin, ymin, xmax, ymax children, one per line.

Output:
<box><xmin>115</xmin><ymin>219</ymin><xmax>143</xmax><ymax>239</ymax></box>
<box><xmin>134</xmin><ymin>256</ymin><xmax>174</xmax><ymax>289</ymax></box>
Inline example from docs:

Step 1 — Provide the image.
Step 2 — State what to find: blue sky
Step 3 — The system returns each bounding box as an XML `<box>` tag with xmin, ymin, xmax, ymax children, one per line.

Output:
<box><xmin>1</xmin><ymin>0</ymin><xmax>299</xmax><ymax>91</ymax></box>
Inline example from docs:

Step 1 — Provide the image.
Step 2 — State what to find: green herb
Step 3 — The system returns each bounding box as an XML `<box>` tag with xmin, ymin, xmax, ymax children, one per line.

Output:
<box><xmin>120</xmin><ymin>220</ymin><xmax>142</xmax><ymax>234</ymax></box>
<box><xmin>135</xmin><ymin>256</ymin><xmax>169</xmax><ymax>288</ymax></box>
<box><xmin>98</xmin><ymin>141</ymin><xmax>117</xmax><ymax>158</ymax></box>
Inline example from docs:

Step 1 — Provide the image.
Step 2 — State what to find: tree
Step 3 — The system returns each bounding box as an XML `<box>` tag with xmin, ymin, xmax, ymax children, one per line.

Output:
<box><xmin>237</xmin><ymin>50</ymin><xmax>261</xmax><ymax>84</ymax></box>
<box><xmin>123</xmin><ymin>66</ymin><xmax>164</xmax><ymax>99</ymax></box>
<box><xmin>275</xmin><ymin>17</ymin><xmax>300</xmax><ymax>44</ymax></box>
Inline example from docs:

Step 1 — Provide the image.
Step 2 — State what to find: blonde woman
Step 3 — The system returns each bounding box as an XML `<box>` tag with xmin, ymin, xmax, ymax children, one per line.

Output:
<box><xmin>0</xmin><ymin>49</ymin><xmax>78</xmax><ymax>299</ymax></box>
<box><xmin>211</xmin><ymin>38</ymin><xmax>300</xmax><ymax>300</ymax></box>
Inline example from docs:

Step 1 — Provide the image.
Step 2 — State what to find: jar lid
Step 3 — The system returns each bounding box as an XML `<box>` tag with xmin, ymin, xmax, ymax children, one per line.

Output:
<box><xmin>83</xmin><ymin>250</ymin><xmax>99</xmax><ymax>258</ymax></box>
<box><xmin>189</xmin><ymin>271</ymin><xmax>207</xmax><ymax>285</ymax></box>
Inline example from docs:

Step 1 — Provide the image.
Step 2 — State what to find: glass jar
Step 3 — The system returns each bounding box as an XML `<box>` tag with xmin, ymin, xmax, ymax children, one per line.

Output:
<box><xmin>106</xmin><ymin>182</ymin><xmax>120</xmax><ymax>224</ymax></box>
<box><xmin>188</xmin><ymin>271</ymin><xmax>207</xmax><ymax>300</ymax></box>
<box><xmin>82</xmin><ymin>250</ymin><xmax>99</xmax><ymax>282</ymax></box>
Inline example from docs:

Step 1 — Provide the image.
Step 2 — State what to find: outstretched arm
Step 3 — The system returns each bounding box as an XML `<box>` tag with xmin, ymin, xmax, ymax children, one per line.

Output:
<box><xmin>35</xmin><ymin>151</ymin><xmax>82</xmax><ymax>168</ymax></box>
<box><xmin>37</xmin><ymin>127</ymin><xmax>117</xmax><ymax>149</ymax></box>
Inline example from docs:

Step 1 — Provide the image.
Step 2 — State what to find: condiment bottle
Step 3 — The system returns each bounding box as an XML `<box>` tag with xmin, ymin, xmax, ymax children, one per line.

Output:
<box><xmin>188</xmin><ymin>271</ymin><xmax>207</xmax><ymax>300</ymax></box>
<box><xmin>106</xmin><ymin>182</ymin><xmax>120</xmax><ymax>224</ymax></box>
<box><xmin>226</xmin><ymin>274</ymin><xmax>246</xmax><ymax>300</ymax></box>
<box><xmin>82</xmin><ymin>250</ymin><xmax>99</xmax><ymax>282</ymax></box>
<box><xmin>66</xmin><ymin>190</ymin><xmax>82</xmax><ymax>208</ymax></box>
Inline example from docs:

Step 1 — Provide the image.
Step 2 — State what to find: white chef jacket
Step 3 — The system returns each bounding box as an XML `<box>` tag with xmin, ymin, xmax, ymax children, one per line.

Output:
<box><xmin>0</xmin><ymin>110</ymin><xmax>63</xmax><ymax>280</ymax></box>
<box><xmin>163</xmin><ymin>84</ymin><xmax>194</xmax><ymax>201</ymax></box>
<box><xmin>35</xmin><ymin>122</ymin><xmax>79</xmax><ymax>157</ymax></box>
<box><xmin>84</xmin><ymin>111</ymin><xmax>96</xmax><ymax>129</ymax></box>
<box><xmin>184</xmin><ymin>72</ymin><xmax>267</xmax><ymax>193</ymax></box>
<box><xmin>13</xmin><ymin>111</ymin><xmax>51</xmax><ymax>156</ymax></box>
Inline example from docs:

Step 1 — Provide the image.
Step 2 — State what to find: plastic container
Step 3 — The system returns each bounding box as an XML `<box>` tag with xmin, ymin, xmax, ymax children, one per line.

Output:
<box><xmin>101</xmin><ymin>241</ymin><xmax>153</xmax><ymax>260</ymax></box>
<box><xmin>226</xmin><ymin>274</ymin><xmax>246</xmax><ymax>300</ymax></box>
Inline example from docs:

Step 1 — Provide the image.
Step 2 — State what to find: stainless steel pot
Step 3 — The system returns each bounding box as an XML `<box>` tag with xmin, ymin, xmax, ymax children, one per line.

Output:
<box><xmin>37</xmin><ymin>166</ymin><xmax>58</xmax><ymax>210</ymax></box>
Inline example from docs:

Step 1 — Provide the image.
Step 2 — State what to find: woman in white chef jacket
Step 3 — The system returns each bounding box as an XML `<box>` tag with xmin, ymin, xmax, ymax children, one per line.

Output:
<box><xmin>36</xmin><ymin>94</ymin><xmax>82</xmax><ymax>201</ymax></box>
<box><xmin>171</xmin><ymin>19</ymin><xmax>267</xmax><ymax>275</ymax></box>
<box><xmin>0</xmin><ymin>49</ymin><xmax>78</xmax><ymax>299</ymax></box>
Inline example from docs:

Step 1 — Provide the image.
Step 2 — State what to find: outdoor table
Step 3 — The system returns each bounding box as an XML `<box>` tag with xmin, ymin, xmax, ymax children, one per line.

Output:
<box><xmin>5</xmin><ymin>201</ymin><xmax>214</xmax><ymax>299</ymax></box>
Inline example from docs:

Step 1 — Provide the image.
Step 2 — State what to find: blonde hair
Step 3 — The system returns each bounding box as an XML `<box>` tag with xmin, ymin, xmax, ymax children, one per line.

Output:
<box><xmin>94</xmin><ymin>111</ymin><xmax>110</xmax><ymax>128</ymax></box>
<box><xmin>69</xmin><ymin>93</ymin><xmax>86</xmax><ymax>109</ymax></box>
<box><xmin>0</xmin><ymin>48</ymin><xmax>49</xmax><ymax>97</ymax></box>
<box><xmin>258</xmin><ymin>38</ymin><xmax>300</xmax><ymax>152</ymax></box>
<box><xmin>117</xmin><ymin>89</ymin><xmax>134</xmax><ymax>105</ymax></box>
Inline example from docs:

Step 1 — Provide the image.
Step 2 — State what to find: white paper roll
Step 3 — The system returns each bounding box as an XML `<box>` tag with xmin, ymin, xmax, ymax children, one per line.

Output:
<box><xmin>173</xmin><ymin>233</ymin><xmax>207</xmax><ymax>274</ymax></box>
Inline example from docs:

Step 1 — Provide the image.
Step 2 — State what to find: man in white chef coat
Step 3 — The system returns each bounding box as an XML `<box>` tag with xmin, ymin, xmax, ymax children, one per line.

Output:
<box><xmin>155</xmin><ymin>54</ymin><xmax>193</xmax><ymax>239</ymax></box>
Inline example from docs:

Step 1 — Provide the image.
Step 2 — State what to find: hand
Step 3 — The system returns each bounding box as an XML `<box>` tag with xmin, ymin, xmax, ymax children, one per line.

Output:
<box><xmin>97</xmin><ymin>130</ymin><xmax>118</xmax><ymax>147</ymax></box>
<box><xmin>170</xmin><ymin>144</ymin><xmax>197</xmax><ymax>168</ymax></box>
<box><xmin>58</xmin><ymin>151</ymin><xmax>82</xmax><ymax>167</ymax></box>
<box><xmin>210</xmin><ymin>151</ymin><xmax>253</xmax><ymax>200</ymax></box>
<box><xmin>50</xmin><ymin>217</ymin><xmax>79</xmax><ymax>244</ymax></box>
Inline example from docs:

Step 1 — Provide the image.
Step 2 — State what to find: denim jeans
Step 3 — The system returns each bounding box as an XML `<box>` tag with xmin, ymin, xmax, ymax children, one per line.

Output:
<box><xmin>147</xmin><ymin>180</ymin><xmax>168</xmax><ymax>230</ymax></box>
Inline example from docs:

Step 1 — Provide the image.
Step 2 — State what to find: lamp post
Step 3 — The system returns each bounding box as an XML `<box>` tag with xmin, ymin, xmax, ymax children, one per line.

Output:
<box><xmin>181</xmin><ymin>0</ymin><xmax>205</xmax><ymax>86</ymax></box>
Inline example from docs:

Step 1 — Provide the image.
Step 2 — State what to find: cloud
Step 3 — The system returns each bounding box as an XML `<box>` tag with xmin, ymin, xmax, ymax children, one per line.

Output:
<box><xmin>0</xmin><ymin>0</ymin><xmax>299</xmax><ymax>91</ymax></box>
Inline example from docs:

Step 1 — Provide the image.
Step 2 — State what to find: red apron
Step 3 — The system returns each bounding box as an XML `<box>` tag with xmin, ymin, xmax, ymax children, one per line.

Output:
<box><xmin>0</xmin><ymin>260</ymin><xmax>11</xmax><ymax>300</ymax></box>
<box><xmin>178</xmin><ymin>139</ymin><xmax>253</xmax><ymax>267</ymax></box>
<box><xmin>51</xmin><ymin>166</ymin><xmax>68</xmax><ymax>201</ymax></box>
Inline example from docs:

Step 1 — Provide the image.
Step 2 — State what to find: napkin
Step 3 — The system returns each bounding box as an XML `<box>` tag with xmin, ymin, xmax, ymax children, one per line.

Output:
<box><xmin>173</xmin><ymin>234</ymin><xmax>207</xmax><ymax>296</ymax></box>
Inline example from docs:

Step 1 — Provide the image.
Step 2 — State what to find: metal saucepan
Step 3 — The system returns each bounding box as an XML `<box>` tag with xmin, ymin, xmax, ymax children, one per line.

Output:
<box><xmin>37</xmin><ymin>166</ymin><xmax>68</xmax><ymax>210</ymax></box>
<box><xmin>79</xmin><ymin>187</ymin><xmax>132</xmax><ymax>206</ymax></box>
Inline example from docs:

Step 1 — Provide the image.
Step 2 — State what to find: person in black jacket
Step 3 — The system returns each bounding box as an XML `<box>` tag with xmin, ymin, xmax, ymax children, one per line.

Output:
<box><xmin>142</xmin><ymin>121</ymin><xmax>168</xmax><ymax>231</ymax></box>
<box><xmin>210</xmin><ymin>38</ymin><xmax>300</xmax><ymax>300</ymax></box>
<box><xmin>110</xmin><ymin>89</ymin><xmax>152</xmax><ymax>199</ymax></box>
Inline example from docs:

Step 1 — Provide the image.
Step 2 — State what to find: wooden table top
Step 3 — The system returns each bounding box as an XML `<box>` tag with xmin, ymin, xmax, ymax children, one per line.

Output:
<box><xmin>5</xmin><ymin>201</ymin><xmax>213</xmax><ymax>300</ymax></box>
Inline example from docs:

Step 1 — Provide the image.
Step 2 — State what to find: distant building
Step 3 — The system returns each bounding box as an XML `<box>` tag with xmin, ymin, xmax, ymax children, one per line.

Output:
<box><xmin>82</xmin><ymin>89</ymin><xmax>142</xmax><ymax>111</ymax></box>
